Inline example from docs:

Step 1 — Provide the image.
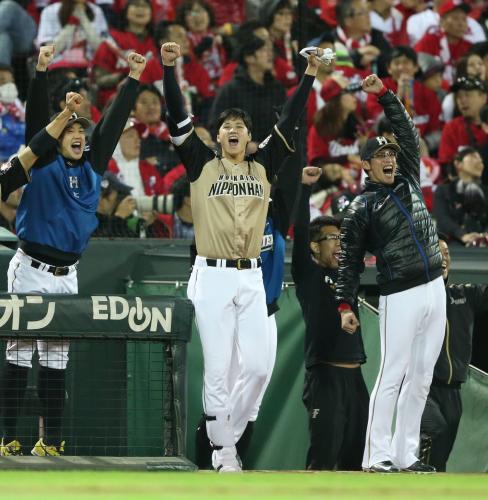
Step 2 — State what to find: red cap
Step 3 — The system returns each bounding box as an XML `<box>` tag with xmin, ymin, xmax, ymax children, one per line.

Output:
<box><xmin>320</xmin><ymin>78</ymin><xmax>344</xmax><ymax>102</ymax></box>
<box><xmin>438</xmin><ymin>0</ymin><xmax>470</xmax><ymax>17</ymax></box>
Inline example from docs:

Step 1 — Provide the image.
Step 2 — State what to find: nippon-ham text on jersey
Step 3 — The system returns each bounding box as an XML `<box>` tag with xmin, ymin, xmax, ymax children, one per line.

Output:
<box><xmin>207</xmin><ymin>174</ymin><xmax>264</xmax><ymax>198</ymax></box>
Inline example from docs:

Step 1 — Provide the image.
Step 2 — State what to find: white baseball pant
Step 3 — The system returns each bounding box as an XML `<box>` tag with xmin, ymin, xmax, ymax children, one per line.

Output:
<box><xmin>6</xmin><ymin>248</ymin><xmax>77</xmax><ymax>370</ymax></box>
<box><xmin>363</xmin><ymin>276</ymin><xmax>446</xmax><ymax>469</ymax></box>
<box><xmin>229</xmin><ymin>314</ymin><xmax>277</xmax><ymax>442</ymax></box>
<box><xmin>187</xmin><ymin>256</ymin><xmax>270</xmax><ymax>447</ymax></box>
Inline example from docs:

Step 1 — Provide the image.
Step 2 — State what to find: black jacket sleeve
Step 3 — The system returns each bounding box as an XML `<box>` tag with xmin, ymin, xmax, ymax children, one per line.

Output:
<box><xmin>378</xmin><ymin>90</ymin><xmax>420</xmax><ymax>188</ymax></box>
<box><xmin>0</xmin><ymin>157</ymin><xmax>30</xmax><ymax>201</ymax></box>
<box><xmin>433</xmin><ymin>184</ymin><xmax>465</xmax><ymax>242</ymax></box>
<box><xmin>25</xmin><ymin>71</ymin><xmax>51</xmax><ymax>144</ymax></box>
<box><xmin>466</xmin><ymin>284</ymin><xmax>488</xmax><ymax>314</ymax></box>
<box><xmin>90</xmin><ymin>77</ymin><xmax>140</xmax><ymax>175</ymax></box>
<box><xmin>291</xmin><ymin>184</ymin><xmax>314</xmax><ymax>283</ymax></box>
<box><xmin>335</xmin><ymin>196</ymin><xmax>370</xmax><ymax>306</ymax></box>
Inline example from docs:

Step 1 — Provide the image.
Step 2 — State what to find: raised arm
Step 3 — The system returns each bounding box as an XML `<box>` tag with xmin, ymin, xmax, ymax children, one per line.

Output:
<box><xmin>335</xmin><ymin>196</ymin><xmax>370</xmax><ymax>333</ymax></box>
<box><xmin>2</xmin><ymin>93</ymin><xmax>84</xmax><ymax>200</ymax></box>
<box><xmin>291</xmin><ymin>166</ymin><xmax>321</xmax><ymax>282</ymax></box>
<box><xmin>275</xmin><ymin>52</ymin><xmax>323</xmax><ymax>145</ymax></box>
<box><xmin>90</xmin><ymin>53</ymin><xmax>146</xmax><ymax>175</ymax></box>
<box><xmin>161</xmin><ymin>43</ymin><xmax>214</xmax><ymax>181</ymax></box>
<box><xmin>25</xmin><ymin>46</ymin><xmax>55</xmax><ymax>143</ymax></box>
<box><xmin>362</xmin><ymin>74</ymin><xmax>420</xmax><ymax>184</ymax></box>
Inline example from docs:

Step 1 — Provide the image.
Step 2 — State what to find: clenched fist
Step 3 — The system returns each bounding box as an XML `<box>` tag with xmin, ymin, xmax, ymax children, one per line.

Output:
<box><xmin>302</xmin><ymin>166</ymin><xmax>321</xmax><ymax>185</ymax></box>
<box><xmin>362</xmin><ymin>74</ymin><xmax>384</xmax><ymax>95</ymax></box>
<box><xmin>65</xmin><ymin>92</ymin><xmax>84</xmax><ymax>113</ymax></box>
<box><xmin>127</xmin><ymin>52</ymin><xmax>147</xmax><ymax>80</ymax></box>
<box><xmin>37</xmin><ymin>45</ymin><xmax>55</xmax><ymax>72</ymax></box>
<box><xmin>161</xmin><ymin>42</ymin><xmax>181</xmax><ymax>66</ymax></box>
<box><xmin>341</xmin><ymin>310</ymin><xmax>360</xmax><ymax>334</ymax></box>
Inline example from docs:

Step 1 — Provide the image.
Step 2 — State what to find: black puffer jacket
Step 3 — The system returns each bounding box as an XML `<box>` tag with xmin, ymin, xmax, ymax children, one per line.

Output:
<box><xmin>336</xmin><ymin>90</ymin><xmax>443</xmax><ymax>305</ymax></box>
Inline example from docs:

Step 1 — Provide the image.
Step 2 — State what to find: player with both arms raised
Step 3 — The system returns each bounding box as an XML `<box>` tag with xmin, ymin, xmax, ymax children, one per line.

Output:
<box><xmin>162</xmin><ymin>41</ymin><xmax>332</xmax><ymax>472</ymax></box>
<box><xmin>0</xmin><ymin>46</ymin><xmax>147</xmax><ymax>457</ymax></box>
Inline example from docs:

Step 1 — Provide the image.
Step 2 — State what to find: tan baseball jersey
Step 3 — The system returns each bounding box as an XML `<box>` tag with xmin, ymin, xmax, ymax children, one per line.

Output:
<box><xmin>174</xmin><ymin>126</ymin><xmax>294</xmax><ymax>260</ymax></box>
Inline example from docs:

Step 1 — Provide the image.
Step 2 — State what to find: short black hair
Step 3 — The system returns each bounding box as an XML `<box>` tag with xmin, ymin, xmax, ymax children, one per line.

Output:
<box><xmin>136</xmin><ymin>83</ymin><xmax>162</xmax><ymax>100</ymax></box>
<box><xmin>388</xmin><ymin>45</ymin><xmax>417</xmax><ymax>66</ymax></box>
<box><xmin>470</xmin><ymin>41</ymin><xmax>488</xmax><ymax>59</ymax></box>
<box><xmin>437</xmin><ymin>231</ymin><xmax>449</xmax><ymax>244</ymax></box>
<box><xmin>238</xmin><ymin>35</ymin><xmax>266</xmax><ymax>66</ymax></box>
<box><xmin>171</xmin><ymin>174</ymin><xmax>190</xmax><ymax>211</ymax></box>
<box><xmin>216</xmin><ymin>108</ymin><xmax>253</xmax><ymax>132</ymax></box>
<box><xmin>309</xmin><ymin>215</ymin><xmax>341</xmax><ymax>242</ymax></box>
<box><xmin>480</xmin><ymin>104</ymin><xmax>488</xmax><ymax>125</ymax></box>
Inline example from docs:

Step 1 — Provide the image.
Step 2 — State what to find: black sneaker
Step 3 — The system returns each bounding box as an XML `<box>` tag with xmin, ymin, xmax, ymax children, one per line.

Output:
<box><xmin>363</xmin><ymin>461</ymin><xmax>400</xmax><ymax>473</ymax></box>
<box><xmin>401</xmin><ymin>461</ymin><xmax>436</xmax><ymax>474</ymax></box>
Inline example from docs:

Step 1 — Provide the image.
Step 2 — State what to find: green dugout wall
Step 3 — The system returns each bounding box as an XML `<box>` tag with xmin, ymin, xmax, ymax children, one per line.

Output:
<box><xmin>128</xmin><ymin>282</ymin><xmax>488</xmax><ymax>473</ymax></box>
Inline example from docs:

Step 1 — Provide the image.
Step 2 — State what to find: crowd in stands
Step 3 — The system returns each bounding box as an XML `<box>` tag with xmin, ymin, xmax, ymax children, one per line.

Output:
<box><xmin>0</xmin><ymin>0</ymin><xmax>487</xmax><ymax>245</ymax></box>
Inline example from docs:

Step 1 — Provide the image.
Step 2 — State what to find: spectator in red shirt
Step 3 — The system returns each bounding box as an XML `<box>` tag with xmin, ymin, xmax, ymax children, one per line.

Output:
<box><xmin>414</xmin><ymin>0</ymin><xmax>472</xmax><ymax>85</ymax></box>
<box><xmin>307</xmin><ymin>75</ymin><xmax>364</xmax><ymax>187</ymax></box>
<box><xmin>369</xmin><ymin>0</ymin><xmax>409</xmax><ymax>47</ymax></box>
<box><xmin>92</xmin><ymin>0</ymin><xmax>158</xmax><ymax>108</ymax></box>
<box><xmin>140</xmin><ymin>21</ymin><xmax>215</xmax><ymax>123</ymax></box>
<box><xmin>366</xmin><ymin>46</ymin><xmax>442</xmax><ymax>153</ymax></box>
<box><xmin>206</xmin><ymin>0</ymin><xmax>245</xmax><ymax>27</ymax></box>
<box><xmin>175</xmin><ymin>0</ymin><xmax>225</xmax><ymax>84</ymax></box>
<box><xmin>438</xmin><ymin>76</ymin><xmax>488</xmax><ymax>170</ymax></box>
<box><xmin>218</xmin><ymin>20</ymin><xmax>297</xmax><ymax>89</ymax></box>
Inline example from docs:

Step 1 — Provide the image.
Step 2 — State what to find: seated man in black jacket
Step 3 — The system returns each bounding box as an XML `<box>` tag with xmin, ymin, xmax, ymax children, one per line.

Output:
<box><xmin>434</xmin><ymin>147</ymin><xmax>488</xmax><ymax>246</ymax></box>
<box><xmin>336</xmin><ymin>74</ymin><xmax>446</xmax><ymax>474</ymax></box>
<box><xmin>292</xmin><ymin>166</ymin><xmax>368</xmax><ymax>471</ymax></box>
<box><xmin>420</xmin><ymin>234</ymin><xmax>488</xmax><ymax>471</ymax></box>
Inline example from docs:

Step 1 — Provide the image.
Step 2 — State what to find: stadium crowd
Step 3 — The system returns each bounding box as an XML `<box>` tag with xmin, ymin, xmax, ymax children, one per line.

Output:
<box><xmin>0</xmin><ymin>0</ymin><xmax>487</xmax><ymax>243</ymax></box>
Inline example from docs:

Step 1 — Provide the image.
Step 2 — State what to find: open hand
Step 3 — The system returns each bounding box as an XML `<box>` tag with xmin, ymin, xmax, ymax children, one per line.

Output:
<box><xmin>341</xmin><ymin>310</ymin><xmax>359</xmax><ymax>334</ymax></box>
<box><xmin>127</xmin><ymin>52</ymin><xmax>147</xmax><ymax>80</ymax></box>
<box><xmin>37</xmin><ymin>45</ymin><xmax>55</xmax><ymax>71</ymax></box>
<box><xmin>161</xmin><ymin>42</ymin><xmax>181</xmax><ymax>66</ymax></box>
<box><xmin>362</xmin><ymin>74</ymin><xmax>384</xmax><ymax>95</ymax></box>
<box><xmin>302</xmin><ymin>166</ymin><xmax>321</xmax><ymax>185</ymax></box>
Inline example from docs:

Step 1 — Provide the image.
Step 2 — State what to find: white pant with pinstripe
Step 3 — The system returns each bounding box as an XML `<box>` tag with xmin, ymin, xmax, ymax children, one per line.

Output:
<box><xmin>363</xmin><ymin>276</ymin><xmax>446</xmax><ymax>469</ymax></box>
<box><xmin>6</xmin><ymin>248</ymin><xmax>77</xmax><ymax>370</ymax></box>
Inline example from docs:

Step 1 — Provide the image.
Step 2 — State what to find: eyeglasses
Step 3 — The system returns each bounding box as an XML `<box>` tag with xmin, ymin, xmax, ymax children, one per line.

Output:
<box><xmin>316</xmin><ymin>234</ymin><xmax>340</xmax><ymax>243</ymax></box>
<box><xmin>372</xmin><ymin>150</ymin><xmax>397</xmax><ymax>160</ymax></box>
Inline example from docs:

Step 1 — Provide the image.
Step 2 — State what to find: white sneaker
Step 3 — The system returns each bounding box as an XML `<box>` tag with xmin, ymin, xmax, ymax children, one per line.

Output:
<box><xmin>211</xmin><ymin>446</ymin><xmax>242</xmax><ymax>473</ymax></box>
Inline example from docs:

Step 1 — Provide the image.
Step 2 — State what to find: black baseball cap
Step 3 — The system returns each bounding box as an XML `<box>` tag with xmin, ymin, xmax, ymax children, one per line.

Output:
<box><xmin>450</xmin><ymin>76</ymin><xmax>487</xmax><ymax>93</ymax></box>
<box><xmin>360</xmin><ymin>136</ymin><xmax>401</xmax><ymax>161</ymax></box>
<box><xmin>50</xmin><ymin>111</ymin><xmax>91</xmax><ymax>131</ymax></box>
<box><xmin>100</xmin><ymin>171</ymin><xmax>133</xmax><ymax>195</ymax></box>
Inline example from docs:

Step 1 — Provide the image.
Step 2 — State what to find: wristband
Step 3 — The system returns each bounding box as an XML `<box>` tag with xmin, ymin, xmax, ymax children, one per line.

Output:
<box><xmin>377</xmin><ymin>86</ymin><xmax>388</xmax><ymax>98</ymax></box>
<box><xmin>338</xmin><ymin>303</ymin><xmax>352</xmax><ymax>313</ymax></box>
<box><xmin>28</xmin><ymin>128</ymin><xmax>58</xmax><ymax>158</ymax></box>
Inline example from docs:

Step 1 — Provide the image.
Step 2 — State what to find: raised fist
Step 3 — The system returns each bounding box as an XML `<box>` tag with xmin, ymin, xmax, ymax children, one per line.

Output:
<box><xmin>65</xmin><ymin>92</ymin><xmax>84</xmax><ymax>113</ymax></box>
<box><xmin>362</xmin><ymin>74</ymin><xmax>384</xmax><ymax>95</ymax></box>
<box><xmin>302</xmin><ymin>166</ymin><xmax>322</xmax><ymax>185</ymax></box>
<box><xmin>161</xmin><ymin>43</ymin><xmax>181</xmax><ymax>66</ymax></box>
<box><xmin>37</xmin><ymin>45</ymin><xmax>55</xmax><ymax>71</ymax></box>
<box><xmin>127</xmin><ymin>52</ymin><xmax>147</xmax><ymax>80</ymax></box>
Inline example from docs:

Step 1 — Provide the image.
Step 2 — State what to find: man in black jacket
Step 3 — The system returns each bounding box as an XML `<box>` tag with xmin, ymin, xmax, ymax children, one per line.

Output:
<box><xmin>336</xmin><ymin>74</ymin><xmax>446</xmax><ymax>474</ymax></box>
<box><xmin>292</xmin><ymin>166</ymin><xmax>368</xmax><ymax>471</ymax></box>
<box><xmin>420</xmin><ymin>234</ymin><xmax>488</xmax><ymax>471</ymax></box>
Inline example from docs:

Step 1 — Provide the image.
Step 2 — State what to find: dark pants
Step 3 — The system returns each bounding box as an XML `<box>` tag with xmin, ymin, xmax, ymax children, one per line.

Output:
<box><xmin>303</xmin><ymin>364</ymin><xmax>369</xmax><ymax>471</ymax></box>
<box><xmin>420</xmin><ymin>384</ymin><xmax>462</xmax><ymax>472</ymax></box>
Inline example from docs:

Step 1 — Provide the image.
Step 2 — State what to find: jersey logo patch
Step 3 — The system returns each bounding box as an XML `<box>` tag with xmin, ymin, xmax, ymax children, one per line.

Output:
<box><xmin>208</xmin><ymin>174</ymin><xmax>264</xmax><ymax>199</ymax></box>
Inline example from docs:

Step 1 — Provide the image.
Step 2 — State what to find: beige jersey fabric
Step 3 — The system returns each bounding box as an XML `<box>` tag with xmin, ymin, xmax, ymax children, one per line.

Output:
<box><xmin>191</xmin><ymin>156</ymin><xmax>271</xmax><ymax>259</ymax></box>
